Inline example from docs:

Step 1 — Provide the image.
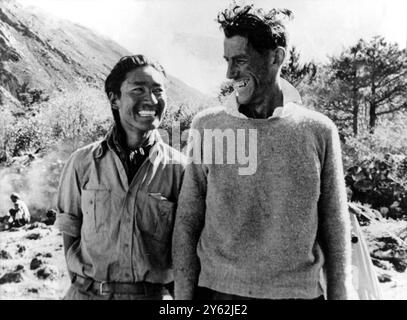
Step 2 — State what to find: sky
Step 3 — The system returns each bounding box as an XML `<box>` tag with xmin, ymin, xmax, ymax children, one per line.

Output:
<box><xmin>16</xmin><ymin>0</ymin><xmax>407</xmax><ymax>95</ymax></box>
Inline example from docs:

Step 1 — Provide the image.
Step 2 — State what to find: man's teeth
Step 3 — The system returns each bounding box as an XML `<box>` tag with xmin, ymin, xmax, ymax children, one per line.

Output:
<box><xmin>138</xmin><ymin>110</ymin><xmax>156</xmax><ymax>116</ymax></box>
<box><xmin>233</xmin><ymin>79</ymin><xmax>249</xmax><ymax>89</ymax></box>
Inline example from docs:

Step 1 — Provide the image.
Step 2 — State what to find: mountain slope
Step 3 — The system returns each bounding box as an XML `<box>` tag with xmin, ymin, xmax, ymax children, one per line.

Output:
<box><xmin>0</xmin><ymin>0</ymin><xmax>212</xmax><ymax>113</ymax></box>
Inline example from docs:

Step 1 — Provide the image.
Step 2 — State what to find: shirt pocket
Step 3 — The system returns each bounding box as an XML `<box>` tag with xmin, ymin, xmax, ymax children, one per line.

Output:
<box><xmin>138</xmin><ymin>192</ymin><xmax>176</xmax><ymax>242</ymax></box>
<box><xmin>81</xmin><ymin>188</ymin><xmax>111</xmax><ymax>240</ymax></box>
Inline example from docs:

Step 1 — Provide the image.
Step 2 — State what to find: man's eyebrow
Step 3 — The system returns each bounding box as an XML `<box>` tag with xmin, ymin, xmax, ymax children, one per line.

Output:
<box><xmin>223</xmin><ymin>54</ymin><xmax>248</xmax><ymax>59</ymax></box>
<box><xmin>128</xmin><ymin>80</ymin><xmax>163</xmax><ymax>86</ymax></box>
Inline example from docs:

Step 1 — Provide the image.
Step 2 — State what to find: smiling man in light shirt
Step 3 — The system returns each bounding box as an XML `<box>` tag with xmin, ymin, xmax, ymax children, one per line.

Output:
<box><xmin>56</xmin><ymin>55</ymin><xmax>186</xmax><ymax>300</ymax></box>
<box><xmin>173</xmin><ymin>4</ymin><xmax>352</xmax><ymax>300</ymax></box>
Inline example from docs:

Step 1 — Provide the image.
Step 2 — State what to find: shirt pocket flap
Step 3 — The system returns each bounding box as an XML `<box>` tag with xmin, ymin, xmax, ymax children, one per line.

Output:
<box><xmin>138</xmin><ymin>193</ymin><xmax>176</xmax><ymax>241</ymax></box>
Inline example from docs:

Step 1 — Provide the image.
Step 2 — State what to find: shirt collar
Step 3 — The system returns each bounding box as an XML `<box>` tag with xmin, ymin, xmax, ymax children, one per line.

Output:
<box><xmin>224</xmin><ymin>78</ymin><xmax>302</xmax><ymax>119</ymax></box>
<box><xmin>94</xmin><ymin>125</ymin><xmax>161</xmax><ymax>159</ymax></box>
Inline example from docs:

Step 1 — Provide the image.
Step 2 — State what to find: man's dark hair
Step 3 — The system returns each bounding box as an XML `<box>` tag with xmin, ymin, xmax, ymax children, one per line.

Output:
<box><xmin>104</xmin><ymin>54</ymin><xmax>166</xmax><ymax>99</ymax></box>
<box><xmin>216</xmin><ymin>4</ymin><xmax>293</xmax><ymax>54</ymax></box>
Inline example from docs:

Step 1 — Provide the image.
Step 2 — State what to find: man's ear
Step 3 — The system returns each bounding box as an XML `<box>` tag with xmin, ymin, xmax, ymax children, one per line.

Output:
<box><xmin>108</xmin><ymin>92</ymin><xmax>119</xmax><ymax>109</ymax></box>
<box><xmin>271</xmin><ymin>47</ymin><xmax>286</xmax><ymax>67</ymax></box>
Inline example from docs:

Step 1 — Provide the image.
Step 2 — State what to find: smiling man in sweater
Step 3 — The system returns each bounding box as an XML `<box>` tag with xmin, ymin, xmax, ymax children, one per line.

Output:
<box><xmin>173</xmin><ymin>4</ymin><xmax>352</xmax><ymax>300</ymax></box>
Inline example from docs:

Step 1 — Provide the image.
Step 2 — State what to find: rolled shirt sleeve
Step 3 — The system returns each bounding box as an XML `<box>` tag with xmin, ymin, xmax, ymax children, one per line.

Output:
<box><xmin>55</xmin><ymin>153</ymin><xmax>83</xmax><ymax>237</ymax></box>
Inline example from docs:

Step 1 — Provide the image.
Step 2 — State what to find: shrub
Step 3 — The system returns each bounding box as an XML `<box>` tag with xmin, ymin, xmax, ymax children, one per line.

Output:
<box><xmin>346</xmin><ymin>155</ymin><xmax>407</xmax><ymax>219</ymax></box>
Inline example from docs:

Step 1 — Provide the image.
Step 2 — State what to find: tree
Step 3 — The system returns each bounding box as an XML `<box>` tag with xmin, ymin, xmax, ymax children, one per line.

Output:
<box><xmin>329</xmin><ymin>40</ymin><xmax>367</xmax><ymax>136</ymax></box>
<box><xmin>308</xmin><ymin>36</ymin><xmax>407</xmax><ymax>136</ymax></box>
<box><xmin>281</xmin><ymin>46</ymin><xmax>317</xmax><ymax>87</ymax></box>
<box><xmin>361</xmin><ymin>36</ymin><xmax>407</xmax><ymax>130</ymax></box>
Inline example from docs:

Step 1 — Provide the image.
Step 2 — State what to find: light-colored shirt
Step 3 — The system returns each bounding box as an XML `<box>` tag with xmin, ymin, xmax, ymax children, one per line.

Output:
<box><xmin>56</xmin><ymin>128</ymin><xmax>187</xmax><ymax>284</ymax></box>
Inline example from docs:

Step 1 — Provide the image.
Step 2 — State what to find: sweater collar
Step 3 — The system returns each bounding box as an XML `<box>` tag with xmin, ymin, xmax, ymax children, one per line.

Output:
<box><xmin>224</xmin><ymin>78</ymin><xmax>302</xmax><ymax>119</ymax></box>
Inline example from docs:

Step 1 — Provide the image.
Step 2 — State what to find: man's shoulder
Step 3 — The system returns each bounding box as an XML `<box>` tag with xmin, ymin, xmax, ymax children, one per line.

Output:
<box><xmin>289</xmin><ymin>103</ymin><xmax>337</xmax><ymax>131</ymax></box>
<box><xmin>192</xmin><ymin>106</ymin><xmax>228</xmax><ymax>128</ymax></box>
<box><xmin>68</xmin><ymin>140</ymin><xmax>103</xmax><ymax>164</ymax></box>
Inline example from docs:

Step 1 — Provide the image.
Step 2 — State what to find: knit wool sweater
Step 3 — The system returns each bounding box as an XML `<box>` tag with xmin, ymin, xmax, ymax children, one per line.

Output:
<box><xmin>173</xmin><ymin>102</ymin><xmax>352</xmax><ymax>300</ymax></box>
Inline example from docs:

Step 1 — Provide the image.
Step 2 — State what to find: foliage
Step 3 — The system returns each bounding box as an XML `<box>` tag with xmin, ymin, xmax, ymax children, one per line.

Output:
<box><xmin>307</xmin><ymin>36</ymin><xmax>407</xmax><ymax>136</ymax></box>
<box><xmin>160</xmin><ymin>104</ymin><xmax>196</xmax><ymax>150</ymax></box>
<box><xmin>343</xmin><ymin>114</ymin><xmax>407</xmax><ymax>219</ymax></box>
<box><xmin>346</xmin><ymin>155</ymin><xmax>407</xmax><ymax>219</ymax></box>
<box><xmin>15</xmin><ymin>82</ymin><xmax>49</xmax><ymax>115</ymax></box>
<box><xmin>281</xmin><ymin>46</ymin><xmax>317</xmax><ymax>87</ymax></box>
<box><xmin>1</xmin><ymin>86</ymin><xmax>112</xmax><ymax>159</ymax></box>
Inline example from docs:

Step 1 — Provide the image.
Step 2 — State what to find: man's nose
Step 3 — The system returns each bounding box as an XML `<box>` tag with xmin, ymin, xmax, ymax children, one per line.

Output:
<box><xmin>226</xmin><ymin>62</ymin><xmax>239</xmax><ymax>79</ymax></box>
<box><xmin>146</xmin><ymin>90</ymin><xmax>158</xmax><ymax>104</ymax></box>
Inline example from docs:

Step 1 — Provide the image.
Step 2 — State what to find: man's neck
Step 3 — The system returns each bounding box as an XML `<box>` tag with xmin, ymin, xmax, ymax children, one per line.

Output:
<box><xmin>240</xmin><ymin>81</ymin><xmax>284</xmax><ymax>119</ymax></box>
<box><xmin>117</xmin><ymin>124</ymin><xmax>152</xmax><ymax>150</ymax></box>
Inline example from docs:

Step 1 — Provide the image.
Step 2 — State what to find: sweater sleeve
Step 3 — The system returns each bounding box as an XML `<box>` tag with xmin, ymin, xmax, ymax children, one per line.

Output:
<box><xmin>318</xmin><ymin>122</ymin><xmax>353</xmax><ymax>300</ymax></box>
<box><xmin>172</xmin><ymin>119</ymin><xmax>207</xmax><ymax>300</ymax></box>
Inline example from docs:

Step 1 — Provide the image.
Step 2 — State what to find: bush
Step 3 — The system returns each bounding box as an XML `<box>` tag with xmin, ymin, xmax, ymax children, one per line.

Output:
<box><xmin>346</xmin><ymin>155</ymin><xmax>407</xmax><ymax>219</ymax></box>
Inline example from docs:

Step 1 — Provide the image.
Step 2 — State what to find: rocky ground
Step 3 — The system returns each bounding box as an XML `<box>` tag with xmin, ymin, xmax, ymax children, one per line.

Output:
<box><xmin>0</xmin><ymin>223</ymin><xmax>70</xmax><ymax>299</ymax></box>
<box><xmin>0</xmin><ymin>219</ymin><xmax>407</xmax><ymax>300</ymax></box>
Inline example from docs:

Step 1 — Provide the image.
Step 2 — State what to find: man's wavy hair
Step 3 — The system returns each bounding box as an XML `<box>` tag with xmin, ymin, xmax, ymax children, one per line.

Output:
<box><xmin>104</xmin><ymin>54</ymin><xmax>166</xmax><ymax>124</ymax></box>
<box><xmin>216</xmin><ymin>4</ymin><xmax>293</xmax><ymax>54</ymax></box>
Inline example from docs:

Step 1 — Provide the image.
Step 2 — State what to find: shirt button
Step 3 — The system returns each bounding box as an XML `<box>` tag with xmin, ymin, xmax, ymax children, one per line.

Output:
<box><xmin>125</xmin><ymin>273</ymin><xmax>131</xmax><ymax>279</ymax></box>
<box><xmin>124</xmin><ymin>244</ymin><xmax>129</xmax><ymax>249</ymax></box>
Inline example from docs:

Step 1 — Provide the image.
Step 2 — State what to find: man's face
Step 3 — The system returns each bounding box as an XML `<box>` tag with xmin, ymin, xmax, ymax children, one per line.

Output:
<box><xmin>223</xmin><ymin>35</ymin><xmax>272</xmax><ymax>105</ymax></box>
<box><xmin>112</xmin><ymin>66</ymin><xmax>167</xmax><ymax>133</ymax></box>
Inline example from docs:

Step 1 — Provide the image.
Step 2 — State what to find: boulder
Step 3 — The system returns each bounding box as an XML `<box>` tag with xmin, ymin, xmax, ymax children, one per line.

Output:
<box><xmin>0</xmin><ymin>271</ymin><xmax>23</xmax><ymax>284</ymax></box>
<box><xmin>35</xmin><ymin>265</ymin><xmax>58</xmax><ymax>280</ymax></box>
<box><xmin>25</xmin><ymin>222</ymin><xmax>48</xmax><ymax>230</ymax></box>
<box><xmin>16</xmin><ymin>244</ymin><xmax>26</xmax><ymax>255</ymax></box>
<box><xmin>0</xmin><ymin>249</ymin><xmax>12</xmax><ymax>259</ymax></box>
<box><xmin>378</xmin><ymin>273</ymin><xmax>392</xmax><ymax>283</ymax></box>
<box><xmin>25</xmin><ymin>232</ymin><xmax>42</xmax><ymax>240</ymax></box>
<box><xmin>30</xmin><ymin>257</ymin><xmax>44</xmax><ymax>270</ymax></box>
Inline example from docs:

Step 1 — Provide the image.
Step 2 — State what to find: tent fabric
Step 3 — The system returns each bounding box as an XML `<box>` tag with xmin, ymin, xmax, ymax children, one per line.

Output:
<box><xmin>319</xmin><ymin>210</ymin><xmax>382</xmax><ymax>300</ymax></box>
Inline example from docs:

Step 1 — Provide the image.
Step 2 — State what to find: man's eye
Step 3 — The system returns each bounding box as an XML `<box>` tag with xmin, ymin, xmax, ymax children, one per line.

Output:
<box><xmin>153</xmin><ymin>88</ymin><xmax>164</xmax><ymax>94</ymax></box>
<box><xmin>132</xmin><ymin>87</ymin><xmax>144</xmax><ymax>94</ymax></box>
<box><xmin>236</xmin><ymin>59</ymin><xmax>247</xmax><ymax>65</ymax></box>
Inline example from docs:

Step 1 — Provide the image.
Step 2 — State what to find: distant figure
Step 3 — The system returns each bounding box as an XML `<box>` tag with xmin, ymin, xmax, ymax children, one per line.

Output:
<box><xmin>8</xmin><ymin>193</ymin><xmax>31</xmax><ymax>227</ymax></box>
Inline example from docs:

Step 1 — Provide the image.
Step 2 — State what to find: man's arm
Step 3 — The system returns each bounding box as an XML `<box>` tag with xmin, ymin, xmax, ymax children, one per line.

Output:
<box><xmin>55</xmin><ymin>153</ymin><xmax>83</xmax><ymax>278</ymax></box>
<box><xmin>63</xmin><ymin>234</ymin><xmax>79</xmax><ymax>281</ymax></box>
<box><xmin>172</xmin><ymin>125</ymin><xmax>207</xmax><ymax>300</ymax></box>
<box><xmin>318</xmin><ymin>123</ymin><xmax>353</xmax><ymax>300</ymax></box>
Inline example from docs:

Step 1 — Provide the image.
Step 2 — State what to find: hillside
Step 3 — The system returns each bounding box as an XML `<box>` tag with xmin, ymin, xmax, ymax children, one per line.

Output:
<box><xmin>0</xmin><ymin>0</ymin><xmax>213</xmax><ymax>113</ymax></box>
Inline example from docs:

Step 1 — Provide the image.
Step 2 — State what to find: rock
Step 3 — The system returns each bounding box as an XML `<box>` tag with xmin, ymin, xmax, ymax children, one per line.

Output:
<box><xmin>378</xmin><ymin>273</ymin><xmax>392</xmax><ymax>283</ymax></box>
<box><xmin>35</xmin><ymin>252</ymin><xmax>52</xmax><ymax>258</ymax></box>
<box><xmin>16</xmin><ymin>244</ymin><xmax>26</xmax><ymax>255</ymax></box>
<box><xmin>30</xmin><ymin>257</ymin><xmax>44</xmax><ymax>270</ymax></box>
<box><xmin>26</xmin><ymin>222</ymin><xmax>48</xmax><ymax>230</ymax></box>
<box><xmin>372</xmin><ymin>258</ymin><xmax>392</xmax><ymax>270</ymax></box>
<box><xmin>27</xmin><ymin>288</ymin><xmax>39</xmax><ymax>293</ymax></box>
<box><xmin>393</xmin><ymin>260</ymin><xmax>407</xmax><ymax>273</ymax></box>
<box><xmin>35</xmin><ymin>266</ymin><xmax>58</xmax><ymax>280</ymax></box>
<box><xmin>0</xmin><ymin>271</ymin><xmax>23</xmax><ymax>284</ymax></box>
<box><xmin>15</xmin><ymin>265</ymin><xmax>24</xmax><ymax>271</ymax></box>
<box><xmin>0</xmin><ymin>250</ymin><xmax>12</xmax><ymax>259</ymax></box>
<box><xmin>25</xmin><ymin>232</ymin><xmax>42</xmax><ymax>240</ymax></box>
<box><xmin>44</xmin><ymin>209</ymin><xmax>57</xmax><ymax>225</ymax></box>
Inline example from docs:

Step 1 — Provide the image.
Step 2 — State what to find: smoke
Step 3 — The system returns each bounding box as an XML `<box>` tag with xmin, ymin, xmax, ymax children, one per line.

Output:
<box><xmin>0</xmin><ymin>147</ymin><xmax>70</xmax><ymax>218</ymax></box>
